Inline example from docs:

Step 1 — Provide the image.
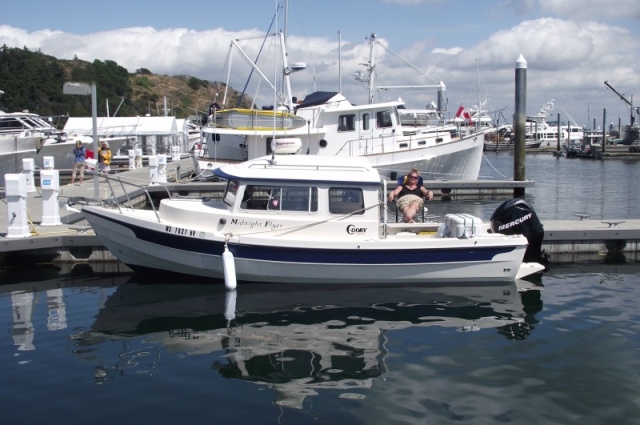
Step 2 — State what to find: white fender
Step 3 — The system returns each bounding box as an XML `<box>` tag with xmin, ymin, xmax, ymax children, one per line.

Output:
<box><xmin>224</xmin><ymin>289</ymin><xmax>237</xmax><ymax>322</ymax></box>
<box><xmin>222</xmin><ymin>245</ymin><xmax>237</xmax><ymax>290</ymax></box>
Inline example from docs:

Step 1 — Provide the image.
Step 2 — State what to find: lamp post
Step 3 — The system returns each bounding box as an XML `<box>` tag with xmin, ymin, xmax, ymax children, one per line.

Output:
<box><xmin>63</xmin><ymin>82</ymin><xmax>99</xmax><ymax>198</ymax></box>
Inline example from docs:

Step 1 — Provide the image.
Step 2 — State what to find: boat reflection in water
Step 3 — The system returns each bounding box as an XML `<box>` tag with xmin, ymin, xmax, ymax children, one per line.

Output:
<box><xmin>73</xmin><ymin>278</ymin><xmax>542</xmax><ymax>409</ymax></box>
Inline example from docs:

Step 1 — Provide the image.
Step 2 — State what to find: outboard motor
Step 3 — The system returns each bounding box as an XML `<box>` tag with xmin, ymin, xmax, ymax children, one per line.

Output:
<box><xmin>490</xmin><ymin>198</ymin><xmax>545</xmax><ymax>264</ymax></box>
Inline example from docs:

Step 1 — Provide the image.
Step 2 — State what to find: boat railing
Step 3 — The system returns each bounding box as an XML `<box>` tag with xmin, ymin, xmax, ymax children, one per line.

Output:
<box><xmin>337</xmin><ymin>129</ymin><xmax>451</xmax><ymax>156</ymax></box>
<box><xmin>100</xmin><ymin>171</ymin><xmax>171</xmax><ymax>222</ymax></box>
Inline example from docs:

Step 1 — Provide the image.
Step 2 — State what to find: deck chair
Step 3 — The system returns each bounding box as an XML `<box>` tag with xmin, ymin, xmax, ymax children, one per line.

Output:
<box><xmin>393</xmin><ymin>174</ymin><xmax>426</xmax><ymax>222</ymax></box>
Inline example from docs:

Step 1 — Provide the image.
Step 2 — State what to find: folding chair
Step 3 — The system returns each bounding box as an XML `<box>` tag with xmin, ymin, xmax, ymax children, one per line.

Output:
<box><xmin>393</xmin><ymin>174</ymin><xmax>426</xmax><ymax>222</ymax></box>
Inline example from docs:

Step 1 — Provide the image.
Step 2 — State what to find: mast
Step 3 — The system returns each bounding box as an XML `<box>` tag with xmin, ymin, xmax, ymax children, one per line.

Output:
<box><xmin>338</xmin><ymin>30</ymin><xmax>342</xmax><ymax>93</ymax></box>
<box><xmin>367</xmin><ymin>33</ymin><xmax>377</xmax><ymax>104</ymax></box>
<box><xmin>476</xmin><ymin>59</ymin><xmax>481</xmax><ymax>128</ymax></box>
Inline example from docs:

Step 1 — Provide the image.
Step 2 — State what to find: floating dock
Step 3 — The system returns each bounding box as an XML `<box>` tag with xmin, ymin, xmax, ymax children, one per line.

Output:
<box><xmin>1</xmin><ymin>157</ymin><xmax>638</xmax><ymax>267</ymax></box>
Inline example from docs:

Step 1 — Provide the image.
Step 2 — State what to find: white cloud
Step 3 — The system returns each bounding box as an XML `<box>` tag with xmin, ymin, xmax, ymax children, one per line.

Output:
<box><xmin>538</xmin><ymin>0</ymin><xmax>640</xmax><ymax>20</ymax></box>
<box><xmin>0</xmin><ymin>10</ymin><xmax>638</xmax><ymax>127</ymax></box>
<box><xmin>432</xmin><ymin>47</ymin><xmax>463</xmax><ymax>55</ymax></box>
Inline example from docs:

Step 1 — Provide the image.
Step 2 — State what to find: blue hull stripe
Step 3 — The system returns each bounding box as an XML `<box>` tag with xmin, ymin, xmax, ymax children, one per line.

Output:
<box><xmin>86</xmin><ymin>210</ymin><xmax>518</xmax><ymax>265</ymax></box>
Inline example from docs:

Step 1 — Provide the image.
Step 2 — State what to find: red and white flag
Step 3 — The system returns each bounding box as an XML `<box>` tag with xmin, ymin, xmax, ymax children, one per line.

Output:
<box><xmin>455</xmin><ymin>105</ymin><xmax>472</xmax><ymax>123</ymax></box>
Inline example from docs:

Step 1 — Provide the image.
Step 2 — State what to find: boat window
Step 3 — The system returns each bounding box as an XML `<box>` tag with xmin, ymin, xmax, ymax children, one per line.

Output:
<box><xmin>338</xmin><ymin>114</ymin><xmax>356</xmax><ymax>132</ymax></box>
<box><xmin>328</xmin><ymin>187</ymin><xmax>364</xmax><ymax>215</ymax></box>
<box><xmin>223</xmin><ymin>180</ymin><xmax>240</xmax><ymax>206</ymax></box>
<box><xmin>376</xmin><ymin>111</ymin><xmax>393</xmax><ymax>128</ymax></box>
<box><xmin>269</xmin><ymin>186</ymin><xmax>319</xmax><ymax>212</ymax></box>
<box><xmin>243</xmin><ymin>185</ymin><xmax>318</xmax><ymax>212</ymax></box>
<box><xmin>362</xmin><ymin>113</ymin><xmax>370</xmax><ymax>130</ymax></box>
<box><xmin>242</xmin><ymin>185</ymin><xmax>269</xmax><ymax>210</ymax></box>
<box><xmin>0</xmin><ymin>118</ymin><xmax>25</xmax><ymax>130</ymax></box>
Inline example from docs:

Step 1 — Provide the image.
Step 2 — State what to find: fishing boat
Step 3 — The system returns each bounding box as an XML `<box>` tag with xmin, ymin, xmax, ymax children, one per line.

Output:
<box><xmin>200</xmin><ymin>14</ymin><xmax>486</xmax><ymax>180</ymax></box>
<box><xmin>81</xmin><ymin>154</ymin><xmax>545</xmax><ymax>287</ymax></box>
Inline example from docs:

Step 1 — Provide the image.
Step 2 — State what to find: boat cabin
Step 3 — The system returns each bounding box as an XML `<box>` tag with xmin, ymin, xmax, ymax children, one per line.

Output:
<box><xmin>212</xmin><ymin>155</ymin><xmax>389</xmax><ymax>239</ymax></box>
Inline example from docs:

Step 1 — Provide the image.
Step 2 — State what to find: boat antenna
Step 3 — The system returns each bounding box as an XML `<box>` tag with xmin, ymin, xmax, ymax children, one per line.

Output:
<box><xmin>271</xmin><ymin>0</ymin><xmax>279</xmax><ymax>163</ymax></box>
<box><xmin>338</xmin><ymin>30</ymin><xmax>342</xmax><ymax>93</ymax></box>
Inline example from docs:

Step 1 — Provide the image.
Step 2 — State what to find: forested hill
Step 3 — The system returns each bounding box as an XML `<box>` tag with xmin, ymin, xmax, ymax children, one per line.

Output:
<box><xmin>0</xmin><ymin>45</ymin><xmax>251</xmax><ymax>120</ymax></box>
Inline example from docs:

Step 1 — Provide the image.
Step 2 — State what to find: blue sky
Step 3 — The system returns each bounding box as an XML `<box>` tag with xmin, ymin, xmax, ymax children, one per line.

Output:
<box><xmin>2</xmin><ymin>0</ymin><xmax>639</xmax><ymax>128</ymax></box>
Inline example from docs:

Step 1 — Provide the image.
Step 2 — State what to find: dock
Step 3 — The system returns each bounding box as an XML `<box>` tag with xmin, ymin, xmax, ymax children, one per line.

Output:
<box><xmin>1</xmin><ymin>157</ymin><xmax>639</xmax><ymax>267</ymax></box>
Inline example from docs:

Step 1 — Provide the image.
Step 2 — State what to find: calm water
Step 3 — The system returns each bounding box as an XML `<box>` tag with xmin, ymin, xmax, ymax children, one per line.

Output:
<box><xmin>1</xmin><ymin>153</ymin><xmax>640</xmax><ymax>424</ymax></box>
<box><xmin>463</xmin><ymin>151</ymin><xmax>640</xmax><ymax>221</ymax></box>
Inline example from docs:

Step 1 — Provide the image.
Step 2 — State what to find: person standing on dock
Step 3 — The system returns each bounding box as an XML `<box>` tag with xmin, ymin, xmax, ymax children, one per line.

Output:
<box><xmin>98</xmin><ymin>141</ymin><xmax>112</xmax><ymax>179</ymax></box>
<box><xmin>70</xmin><ymin>140</ymin><xmax>86</xmax><ymax>185</ymax></box>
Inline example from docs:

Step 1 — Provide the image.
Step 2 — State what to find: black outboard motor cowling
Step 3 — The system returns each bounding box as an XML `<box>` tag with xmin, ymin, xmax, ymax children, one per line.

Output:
<box><xmin>490</xmin><ymin>198</ymin><xmax>544</xmax><ymax>263</ymax></box>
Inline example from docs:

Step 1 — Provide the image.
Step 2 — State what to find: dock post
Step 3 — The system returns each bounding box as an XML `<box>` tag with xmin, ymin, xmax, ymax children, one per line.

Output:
<box><xmin>513</xmin><ymin>54</ymin><xmax>527</xmax><ymax>198</ymax></box>
<box><xmin>602</xmin><ymin>108</ymin><xmax>607</xmax><ymax>153</ymax></box>
<box><xmin>556</xmin><ymin>113</ymin><xmax>561</xmax><ymax>154</ymax></box>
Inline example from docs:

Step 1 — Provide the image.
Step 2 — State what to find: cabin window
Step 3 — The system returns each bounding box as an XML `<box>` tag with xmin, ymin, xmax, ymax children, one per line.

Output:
<box><xmin>328</xmin><ymin>187</ymin><xmax>364</xmax><ymax>215</ymax></box>
<box><xmin>242</xmin><ymin>185</ymin><xmax>270</xmax><ymax>210</ymax></box>
<box><xmin>281</xmin><ymin>187</ymin><xmax>318</xmax><ymax>212</ymax></box>
<box><xmin>243</xmin><ymin>185</ymin><xmax>318</xmax><ymax>212</ymax></box>
<box><xmin>376</xmin><ymin>111</ymin><xmax>393</xmax><ymax>128</ymax></box>
<box><xmin>0</xmin><ymin>118</ymin><xmax>24</xmax><ymax>130</ymax></box>
<box><xmin>338</xmin><ymin>114</ymin><xmax>356</xmax><ymax>132</ymax></box>
<box><xmin>223</xmin><ymin>180</ymin><xmax>240</xmax><ymax>206</ymax></box>
<box><xmin>362</xmin><ymin>113</ymin><xmax>370</xmax><ymax>130</ymax></box>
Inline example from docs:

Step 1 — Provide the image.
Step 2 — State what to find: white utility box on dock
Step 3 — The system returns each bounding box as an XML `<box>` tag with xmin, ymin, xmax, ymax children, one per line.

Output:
<box><xmin>40</xmin><ymin>169</ymin><xmax>61</xmax><ymax>226</ymax></box>
<box><xmin>22</xmin><ymin>158</ymin><xmax>36</xmax><ymax>193</ymax></box>
<box><xmin>445</xmin><ymin>214</ymin><xmax>482</xmax><ymax>238</ymax></box>
<box><xmin>149</xmin><ymin>155</ymin><xmax>167</xmax><ymax>185</ymax></box>
<box><xmin>5</xmin><ymin>173</ymin><xmax>30</xmax><ymax>238</ymax></box>
<box><xmin>128</xmin><ymin>149</ymin><xmax>136</xmax><ymax>170</ymax></box>
<box><xmin>43</xmin><ymin>156</ymin><xmax>54</xmax><ymax>170</ymax></box>
<box><xmin>171</xmin><ymin>146</ymin><xmax>181</xmax><ymax>161</ymax></box>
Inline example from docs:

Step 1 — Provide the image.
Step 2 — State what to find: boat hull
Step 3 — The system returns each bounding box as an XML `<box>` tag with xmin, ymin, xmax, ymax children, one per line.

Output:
<box><xmin>83</xmin><ymin>206</ymin><xmax>530</xmax><ymax>284</ymax></box>
<box><xmin>0</xmin><ymin>134</ymin><xmax>41</xmax><ymax>176</ymax></box>
<box><xmin>366</xmin><ymin>133</ymin><xmax>485</xmax><ymax>180</ymax></box>
<box><xmin>34</xmin><ymin>136</ymin><xmax>129</xmax><ymax>170</ymax></box>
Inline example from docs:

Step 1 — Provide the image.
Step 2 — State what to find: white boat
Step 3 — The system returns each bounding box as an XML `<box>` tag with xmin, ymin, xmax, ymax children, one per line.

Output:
<box><xmin>0</xmin><ymin>108</ymin><xmax>131</xmax><ymax>172</ymax></box>
<box><xmin>81</xmin><ymin>154</ymin><xmax>545</xmax><ymax>286</ymax></box>
<box><xmin>201</xmin><ymin>23</ymin><xmax>486</xmax><ymax>180</ymax></box>
<box><xmin>0</xmin><ymin>132</ymin><xmax>43</xmax><ymax>177</ymax></box>
<box><xmin>525</xmin><ymin>100</ymin><xmax>584</xmax><ymax>147</ymax></box>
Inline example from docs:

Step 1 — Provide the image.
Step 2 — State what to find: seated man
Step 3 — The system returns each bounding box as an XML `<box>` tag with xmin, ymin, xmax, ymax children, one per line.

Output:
<box><xmin>388</xmin><ymin>168</ymin><xmax>433</xmax><ymax>222</ymax></box>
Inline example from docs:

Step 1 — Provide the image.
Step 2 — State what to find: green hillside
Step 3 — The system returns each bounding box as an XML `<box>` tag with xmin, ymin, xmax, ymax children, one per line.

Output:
<box><xmin>0</xmin><ymin>45</ymin><xmax>251</xmax><ymax>121</ymax></box>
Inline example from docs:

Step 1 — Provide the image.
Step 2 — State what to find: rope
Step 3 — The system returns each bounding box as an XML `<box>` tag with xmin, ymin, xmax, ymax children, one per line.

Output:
<box><xmin>479</xmin><ymin>152</ymin><xmax>510</xmax><ymax>179</ymax></box>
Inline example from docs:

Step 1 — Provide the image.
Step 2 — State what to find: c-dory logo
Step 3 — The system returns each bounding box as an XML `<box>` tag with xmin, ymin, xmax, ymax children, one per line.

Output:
<box><xmin>346</xmin><ymin>224</ymin><xmax>367</xmax><ymax>235</ymax></box>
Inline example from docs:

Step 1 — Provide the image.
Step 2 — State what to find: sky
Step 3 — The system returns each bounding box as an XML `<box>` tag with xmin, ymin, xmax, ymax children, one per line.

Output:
<box><xmin>1</xmin><ymin>0</ymin><xmax>639</xmax><ymax>129</ymax></box>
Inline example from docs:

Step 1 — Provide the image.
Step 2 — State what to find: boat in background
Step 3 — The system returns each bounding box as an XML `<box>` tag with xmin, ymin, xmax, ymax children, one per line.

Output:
<box><xmin>526</xmin><ymin>100</ymin><xmax>584</xmax><ymax>147</ymax></box>
<box><xmin>81</xmin><ymin>153</ymin><xmax>545</xmax><ymax>286</ymax></box>
<box><xmin>0</xmin><ymin>132</ymin><xmax>43</xmax><ymax>177</ymax></box>
<box><xmin>201</xmin><ymin>18</ymin><xmax>486</xmax><ymax>181</ymax></box>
